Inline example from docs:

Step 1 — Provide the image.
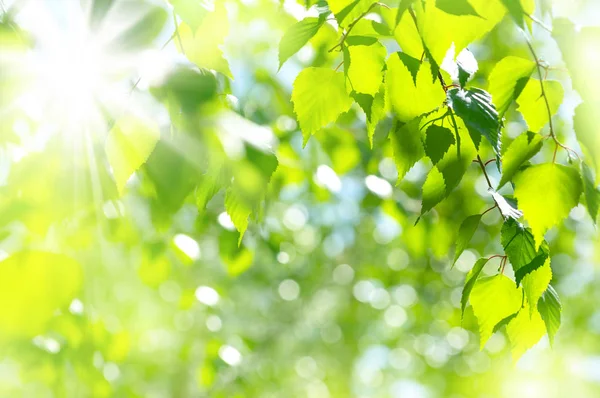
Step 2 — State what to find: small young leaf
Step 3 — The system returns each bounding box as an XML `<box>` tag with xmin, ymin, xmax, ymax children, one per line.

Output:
<box><xmin>278</xmin><ymin>17</ymin><xmax>323</xmax><ymax>69</ymax></box>
<box><xmin>471</xmin><ymin>274</ymin><xmax>522</xmax><ymax>349</ymax></box>
<box><xmin>453</xmin><ymin>214</ymin><xmax>483</xmax><ymax>266</ymax></box>
<box><xmin>447</xmin><ymin>87</ymin><xmax>501</xmax><ymax>155</ymax></box>
<box><xmin>291</xmin><ymin>67</ymin><xmax>353</xmax><ymax>144</ymax></box>
<box><xmin>516</xmin><ymin>79</ymin><xmax>564</xmax><ymax>133</ymax></box>
<box><xmin>513</xmin><ymin>163</ymin><xmax>583</xmax><ymax>248</ymax></box>
<box><xmin>537</xmin><ymin>285</ymin><xmax>561</xmax><ymax>346</ymax></box>
<box><xmin>461</xmin><ymin>256</ymin><xmax>489</xmax><ymax>316</ymax></box>
<box><xmin>424</xmin><ymin>125</ymin><xmax>455</xmax><ymax>165</ymax></box>
<box><xmin>487</xmin><ymin>56</ymin><xmax>536</xmax><ymax>116</ymax></box>
<box><xmin>498</xmin><ymin>131</ymin><xmax>543</xmax><ymax>189</ymax></box>
<box><xmin>582</xmin><ymin>162</ymin><xmax>600</xmax><ymax>223</ymax></box>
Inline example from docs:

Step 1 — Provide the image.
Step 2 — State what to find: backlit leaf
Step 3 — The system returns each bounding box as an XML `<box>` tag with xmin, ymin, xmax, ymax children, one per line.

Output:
<box><xmin>487</xmin><ymin>56</ymin><xmax>536</xmax><ymax>116</ymax></box>
<box><xmin>346</xmin><ymin>39</ymin><xmax>387</xmax><ymax>95</ymax></box>
<box><xmin>435</xmin><ymin>0</ymin><xmax>480</xmax><ymax>17</ymax></box>
<box><xmin>522</xmin><ymin>257</ymin><xmax>552</xmax><ymax>316</ymax></box>
<box><xmin>279</xmin><ymin>17</ymin><xmax>323</xmax><ymax>69</ymax></box>
<box><xmin>582</xmin><ymin>162</ymin><xmax>600</xmax><ymax>223</ymax></box>
<box><xmin>513</xmin><ymin>163</ymin><xmax>583</xmax><ymax>248</ymax></box>
<box><xmin>516</xmin><ymin>79</ymin><xmax>564</xmax><ymax>133</ymax></box>
<box><xmin>421</xmin><ymin>167</ymin><xmax>446</xmax><ymax>214</ymax></box>
<box><xmin>498</xmin><ymin>131</ymin><xmax>543</xmax><ymax>189</ymax></box>
<box><xmin>506</xmin><ymin>304</ymin><xmax>546</xmax><ymax>362</ymax></box>
<box><xmin>291</xmin><ymin>67</ymin><xmax>353</xmax><ymax>144</ymax></box>
<box><xmin>425</xmin><ymin>125</ymin><xmax>455</xmax><ymax>165</ymax></box>
<box><xmin>106</xmin><ymin>115</ymin><xmax>160</xmax><ymax>195</ymax></box>
<box><xmin>471</xmin><ymin>274</ymin><xmax>522</xmax><ymax>349</ymax></box>
<box><xmin>574</xmin><ymin>102</ymin><xmax>600</xmax><ymax>185</ymax></box>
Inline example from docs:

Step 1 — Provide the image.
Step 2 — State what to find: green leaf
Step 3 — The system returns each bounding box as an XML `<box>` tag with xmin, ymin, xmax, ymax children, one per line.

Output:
<box><xmin>487</xmin><ymin>56</ymin><xmax>536</xmax><ymax>116</ymax></box>
<box><xmin>386</xmin><ymin>54</ymin><xmax>445</xmax><ymax>122</ymax></box>
<box><xmin>470</xmin><ymin>274</ymin><xmax>522</xmax><ymax>349</ymax></box>
<box><xmin>421</xmin><ymin>167</ymin><xmax>446</xmax><ymax>214</ymax></box>
<box><xmin>170</xmin><ymin>0</ymin><xmax>211</xmax><ymax>30</ymax></box>
<box><xmin>513</xmin><ymin>163</ymin><xmax>583</xmax><ymax>248</ymax></box>
<box><xmin>0</xmin><ymin>252</ymin><xmax>82</xmax><ymax>338</ymax></box>
<box><xmin>328</xmin><ymin>0</ymin><xmax>377</xmax><ymax>27</ymax></box>
<box><xmin>582</xmin><ymin>162</ymin><xmax>600</xmax><ymax>223</ymax></box>
<box><xmin>461</xmin><ymin>256</ymin><xmax>489</xmax><ymax>316</ymax></box>
<box><xmin>225</xmin><ymin>188</ymin><xmax>251</xmax><ymax>245</ymax></box>
<box><xmin>177</xmin><ymin>2</ymin><xmax>232</xmax><ymax>78</ymax></box>
<box><xmin>346</xmin><ymin>40</ymin><xmax>387</xmax><ymax>96</ymax></box>
<box><xmin>537</xmin><ymin>285</ymin><xmax>561</xmax><ymax>346</ymax></box>
<box><xmin>89</xmin><ymin>0</ymin><xmax>115</xmax><ymax>30</ymax></box>
<box><xmin>393</xmin><ymin>12</ymin><xmax>423</xmax><ymax>60</ymax></box>
<box><xmin>411</xmin><ymin>0</ymin><xmax>506</xmax><ymax>67</ymax></box>
<box><xmin>278</xmin><ymin>17</ymin><xmax>323</xmax><ymax>69</ymax></box>
<box><xmin>454</xmin><ymin>214</ymin><xmax>483</xmax><ymax>266</ymax></box>
<box><xmin>506</xmin><ymin>304</ymin><xmax>546</xmax><ymax>363</ymax></box>
<box><xmin>574</xmin><ymin>102</ymin><xmax>600</xmax><ymax>185</ymax></box>
<box><xmin>522</xmin><ymin>257</ymin><xmax>552</xmax><ymax>316</ymax></box>
<box><xmin>501</xmin><ymin>218</ymin><xmax>549</xmax><ymax>285</ymax></box>
<box><xmin>291</xmin><ymin>67</ymin><xmax>353</xmax><ymax>144</ymax></box>
<box><xmin>498</xmin><ymin>131</ymin><xmax>543</xmax><ymax>189</ymax></box>
<box><xmin>196</xmin><ymin>165</ymin><xmax>229</xmax><ymax>212</ymax></box>
<box><xmin>516</xmin><ymin>79</ymin><xmax>564</xmax><ymax>133</ymax></box>
<box><xmin>447</xmin><ymin>88</ymin><xmax>501</xmax><ymax>155</ymax></box>
<box><xmin>435</xmin><ymin>0</ymin><xmax>480</xmax><ymax>17</ymax></box>
<box><xmin>106</xmin><ymin>115</ymin><xmax>160</xmax><ymax>195</ymax></box>
<box><xmin>219</xmin><ymin>229</ymin><xmax>255</xmax><ymax>276</ymax></box>
<box><xmin>356</xmin><ymin>87</ymin><xmax>387</xmax><ymax>148</ymax></box>
<box><xmin>500</xmin><ymin>0</ymin><xmax>527</xmax><ymax>29</ymax></box>
<box><xmin>390</xmin><ymin>117</ymin><xmax>425</xmax><ymax>184</ymax></box>
<box><xmin>425</xmin><ymin>125</ymin><xmax>455</xmax><ymax>165</ymax></box>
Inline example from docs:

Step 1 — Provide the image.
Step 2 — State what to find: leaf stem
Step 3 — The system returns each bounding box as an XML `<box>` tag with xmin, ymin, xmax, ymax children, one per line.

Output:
<box><xmin>476</xmin><ymin>155</ymin><xmax>493</xmax><ymax>188</ymax></box>
<box><xmin>525</xmin><ymin>13</ymin><xmax>552</xmax><ymax>33</ymax></box>
<box><xmin>482</xmin><ymin>204</ymin><xmax>498</xmax><ymax>216</ymax></box>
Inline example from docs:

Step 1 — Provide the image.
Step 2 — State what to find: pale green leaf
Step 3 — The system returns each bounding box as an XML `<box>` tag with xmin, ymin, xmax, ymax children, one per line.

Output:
<box><xmin>328</xmin><ymin>0</ymin><xmax>377</xmax><ymax>27</ymax></box>
<box><xmin>471</xmin><ymin>274</ymin><xmax>522</xmax><ymax>349</ymax></box>
<box><xmin>506</xmin><ymin>304</ymin><xmax>546</xmax><ymax>363</ymax></box>
<box><xmin>522</xmin><ymin>257</ymin><xmax>552</xmax><ymax>316</ymax></box>
<box><xmin>346</xmin><ymin>40</ymin><xmax>387</xmax><ymax>96</ymax></box>
<box><xmin>291</xmin><ymin>67</ymin><xmax>353</xmax><ymax>144</ymax></box>
<box><xmin>537</xmin><ymin>285</ymin><xmax>561</xmax><ymax>346</ymax></box>
<box><xmin>412</xmin><ymin>0</ymin><xmax>506</xmax><ymax>67</ymax></box>
<box><xmin>421</xmin><ymin>166</ymin><xmax>446</xmax><ymax>214</ymax></box>
<box><xmin>436</xmin><ymin>0</ymin><xmax>480</xmax><ymax>17</ymax></box>
<box><xmin>390</xmin><ymin>117</ymin><xmax>425</xmax><ymax>184</ymax></box>
<box><xmin>498</xmin><ymin>131</ymin><xmax>543</xmax><ymax>189</ymax></box>
<box><xmin>513</xmin><ymin>163</ymin><xmax>583</xmax><ymax>248</ymax></box>
<box><xmin>219</xmin><ymin>229</ymin><xmax>255</xmax><ymax>276</ymax></box>
<box><xmin>279</xmin><ymin>17</ymin><xmax>323</xmax><ymax>69</ymax></box>
<box><xmin>386</xmin><ymin>54</ymin><xmax>445</xmax><ymax>122</ymax></box>
<box><xmin>225</xmin><ymin>187</ymin><xmax>251</xmax><ymax>244</ymax></box>
<box><xmin>500</xmin><ymin>0</ymin><xmax>527</xmax><ymax>29</ymax></box>
<box><xmin>516</xmin><ymin>79</ymin><xmax>564</xmax><ymax>133</ymax></box>
<box><xmin>106</xmin><ymin>115</ymin><xmax>160</xmax><ymax>195</ymax></box>
<box><xmin>177</xmin><ymin>2</ymin><xmax>232</xmax><ymax>78</ymax></box>
<box><xmin>461</xmin><ymin>256</ymin><xmax>489</xmax><ymax>316</ymax></box>
<box><xmin>0</xmin><ymin>252</ymin><xmax>82</xmax><ymax>338</ymax></box>
<box><xmin>454</xmin><ymin>214</ymin><xmax>483</xmax><ymax>266</ymax></box>
<box><xmin>393</xmin><ymin>11</ymin><xmax>424</xmax><ymax>59</ymax></box>
<box><xmin>487</xmin><ymin>56</ymin><xmax>536</xmax><ymax>116</ymax></box>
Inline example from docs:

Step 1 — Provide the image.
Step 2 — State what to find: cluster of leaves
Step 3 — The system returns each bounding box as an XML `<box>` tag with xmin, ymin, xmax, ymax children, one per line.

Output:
<box><xmin>281</xmin><ymin>0</ymin><xmax>598</xmax><ymax>361</ymax></box>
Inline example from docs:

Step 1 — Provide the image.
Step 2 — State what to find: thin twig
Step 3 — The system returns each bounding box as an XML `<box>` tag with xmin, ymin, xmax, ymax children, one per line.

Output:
<box><xmin>482</xmin><ymin>204</ymin><xmax>498</xmax><ymax>216</ymax></box>
<box><xmin>523</xmin><ymin>34</ymin><xmax>581</xmax><ymax>162</ymax></box>
<box><xmin>329</xmin><ymin>2</ymin><xmax>386</xmax><ymax>52</ymax></box>
<box><xmin>525</xmin><ymin>13</ymin><xmax>552</xmax><ymax>33</ymax></box>
<box><xmin>476</xmin><ymin>155</ymin><xmax>493</xmax><ymax>188</ymax></box>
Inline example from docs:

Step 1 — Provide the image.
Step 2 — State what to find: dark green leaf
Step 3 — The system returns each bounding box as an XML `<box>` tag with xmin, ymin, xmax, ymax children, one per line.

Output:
<box><xmin>447</xmin><ymin>87</ymin><xmax>501</xmax><ymax>155</ymax></box>
<box><xmin>461</xmin><ymin>257</ymin><xmax>490</xmax><ymax>316</ymax></box>
<box><xmin>425</xmin><ymin>125</ymin><xmax>455</xmax><ymax>165</ymax></box>
<box><xmin>500</xmin><ymin>0</ymin><xmax>527</xmax><ymax>29</ymax></box>
<box><xmin>390</xmin><ymin>118</ymin><xmax>425</xmax><ymax>184</ymax></box>
<box><xmin>501</xmin><ymin>218</ymin><xmax>549</xmax><ymax>286</ymax></box>
<box><xmin>582</xmin><ymin>162</ymin><xmax>600</xmax><ymax>224</ymax></box>
<box><xmin>454</xmin><ymin>214</ymin><xmax>482</xmax><ymax>266</ymax></box>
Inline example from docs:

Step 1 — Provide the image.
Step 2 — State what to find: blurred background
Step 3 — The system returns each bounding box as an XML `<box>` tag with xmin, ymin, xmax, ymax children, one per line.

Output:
<box><xmin>0</xmin><ymin>0</ymin><xmax>599</xmax><ymax>397</ymax></box>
